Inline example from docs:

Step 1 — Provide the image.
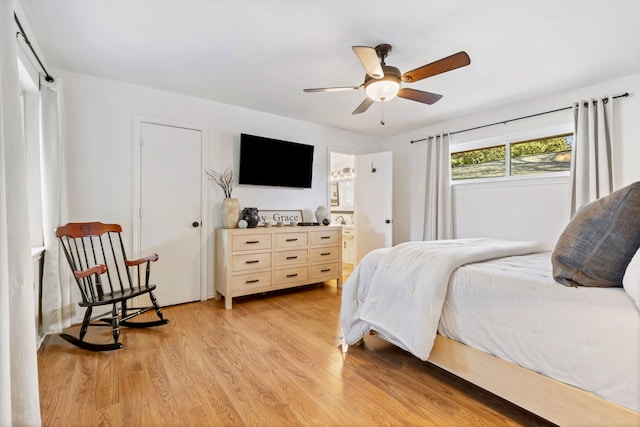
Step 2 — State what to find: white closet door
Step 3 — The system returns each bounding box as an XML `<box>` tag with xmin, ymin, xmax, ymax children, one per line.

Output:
<box><xmin>140</xmin><ymin>122</ymin><xmax>202</xmax><ymax>306</ymax></box>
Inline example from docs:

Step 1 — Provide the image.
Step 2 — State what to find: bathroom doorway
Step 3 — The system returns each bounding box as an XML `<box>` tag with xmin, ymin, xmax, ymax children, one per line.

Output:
<box><xmin>329</xmin><ymin>152</ymin><xmax>356</xmax><ymax>272</ymax></box>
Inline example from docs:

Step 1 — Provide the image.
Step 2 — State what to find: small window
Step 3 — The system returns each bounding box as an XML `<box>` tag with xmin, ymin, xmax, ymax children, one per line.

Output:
<box><xmin>510</xmin><ymin>134</ymin><xmax>573</xmax><ymax>176</ymax></box>
<box><xmin>451</xmin><ymin>133</ymin><xmax>573</xmax><ymax>181</ymax></box>
<box><xmin>451</xmin><ymin>146</ymin><xmax>506</xmax><ymax>180</ymax></box>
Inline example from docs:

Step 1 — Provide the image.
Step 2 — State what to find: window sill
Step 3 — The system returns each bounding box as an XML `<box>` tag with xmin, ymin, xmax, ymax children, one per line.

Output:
<box><xmin>31</xmin><ymin>247</ymin><xmax>45</xmax><ymax>261</ymax></box>
<box><xmin>451</xmin><ymin>173</ymin><xmax>569</xmax><ymax>190</ymax></box>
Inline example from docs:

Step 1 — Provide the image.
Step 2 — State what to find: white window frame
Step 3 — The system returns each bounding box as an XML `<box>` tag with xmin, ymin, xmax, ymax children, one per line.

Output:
<box><xmin>450</xmin><ymin>123</ymin><xmax>574</xmax><ymax>186</ymax></box>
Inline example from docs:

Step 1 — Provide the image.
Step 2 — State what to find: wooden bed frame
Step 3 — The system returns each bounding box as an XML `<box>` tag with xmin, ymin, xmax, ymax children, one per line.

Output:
<box><xmin>427</xmin><ymin>334</ymin><xmax>640</xmax><ymax>426</ymax></box>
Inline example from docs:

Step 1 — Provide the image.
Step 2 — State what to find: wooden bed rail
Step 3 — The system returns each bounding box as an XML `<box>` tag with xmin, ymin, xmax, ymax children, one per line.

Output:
<box><xmin>427</xmin><ymin>335</ymin><xmax>640</xmax><ymax>427</ymax></box>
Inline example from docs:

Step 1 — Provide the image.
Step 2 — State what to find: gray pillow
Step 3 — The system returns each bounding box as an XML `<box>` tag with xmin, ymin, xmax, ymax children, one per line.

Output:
<box><xmin>552</xmin><ymin>181</ymin><xmax>640</xmax><ymax>287</ymax></box>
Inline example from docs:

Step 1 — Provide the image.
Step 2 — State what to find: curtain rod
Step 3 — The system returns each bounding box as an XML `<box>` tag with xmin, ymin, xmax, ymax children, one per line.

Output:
<box><xmin>410</xmin><ymin>92</ymin><xmax>630</xmax><ymax>144</ymax></box>
<box><xmin>14</xmin><ymin>13</ymin><xmax>54</xmax><ymax>83</ymax></box>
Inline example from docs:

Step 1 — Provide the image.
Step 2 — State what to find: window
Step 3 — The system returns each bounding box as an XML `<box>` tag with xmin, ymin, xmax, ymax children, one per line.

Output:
<box><xmin>451</xmin><ymin>145</ymin><xmax>506</xmax><ymax>180</ymax></box>
<box><xmin>18</xmin><ymin>53</ymin><xmax>44</xmax><ymax>247</ymax></box>
<box><xmin>451</xmin><ymin>129</ymin><xmax>573</xmax><ymax>181</ymax></box>
<box><xmin>510</xmin><ymin>135</ymin><xmax>573</xmax><ymax>176</ymax></box>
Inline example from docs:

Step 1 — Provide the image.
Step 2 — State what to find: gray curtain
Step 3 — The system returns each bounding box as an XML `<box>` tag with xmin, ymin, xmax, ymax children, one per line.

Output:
<box><xmin>570</xmin><ymin>96</ymin><xmax>614</xmax><ymax>216</ymax></box>
<box><xmin>423</xmin><ymin>133</ymin><xmax>453</xmax><ymax>240</ymax></box>
<box><xmin>0</xmin><ymin>0</ymin><xmax>42</xmax><ymax>424</ymax></box>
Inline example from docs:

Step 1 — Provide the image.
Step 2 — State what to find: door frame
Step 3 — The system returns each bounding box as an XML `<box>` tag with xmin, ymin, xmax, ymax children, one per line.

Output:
<box><xmin>132</xmin><ymin>115</ymin><xmax>209</xmax><ymax>301</ymax></box>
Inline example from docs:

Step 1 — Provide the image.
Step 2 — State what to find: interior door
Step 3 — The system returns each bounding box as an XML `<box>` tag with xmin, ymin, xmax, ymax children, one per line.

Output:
<box><xmin>354</xmin><ymin>151</ymin><xmax>393</xmax><ymax>263</ymax></box>
<box><xmin>139</xmin><ymin>122</ymin><xmax>203</xmax><ymax>306</ymax></box>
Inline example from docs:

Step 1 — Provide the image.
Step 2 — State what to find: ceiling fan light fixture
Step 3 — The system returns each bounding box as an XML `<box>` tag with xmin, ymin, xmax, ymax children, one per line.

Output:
<box><xmin>366</xmin><ymin>79</ymin><xmax>400</xmax><ymax>102</ymax></box>
<box><xmin>364</xmin><ymin>65</ymin><xmax>401</xmax><ymax>102</ymax></box>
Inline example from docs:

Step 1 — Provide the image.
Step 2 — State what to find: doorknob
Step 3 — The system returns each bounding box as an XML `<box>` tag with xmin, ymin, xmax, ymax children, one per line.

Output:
<box><xmin>385</xmin><ymin>219</ymin><xmax>391</xmax><ymax>224</ymax></box>
<box><xmin>192</xmin><ymin>221</ymin><xmax>200</xmax><ymax>228</ymax></box>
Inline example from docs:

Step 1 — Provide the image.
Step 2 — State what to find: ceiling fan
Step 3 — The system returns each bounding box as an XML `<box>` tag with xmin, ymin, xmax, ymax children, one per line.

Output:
<box><xmin>303</xmin><ymin>44</ymin><xmax>470</xmax><ymax>116</ymax></box>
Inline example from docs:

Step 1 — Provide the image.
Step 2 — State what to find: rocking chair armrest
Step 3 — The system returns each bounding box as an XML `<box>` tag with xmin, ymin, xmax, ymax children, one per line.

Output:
<box><xmin>74</xmin><ymin>264</ymin><xmax>107</xmax><ymax>279</ymax></box>
<box><xmin>126</xmin><ymin>253</ymin><xmax>159</xmax><ymax>266</ymax></box>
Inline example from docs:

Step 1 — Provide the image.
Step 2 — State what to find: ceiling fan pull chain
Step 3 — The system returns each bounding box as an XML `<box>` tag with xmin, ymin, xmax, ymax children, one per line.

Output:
<box><xmin>380</xmin><ymin>99</ymin><xmax>386</xmax><ymax>125</ymax></box>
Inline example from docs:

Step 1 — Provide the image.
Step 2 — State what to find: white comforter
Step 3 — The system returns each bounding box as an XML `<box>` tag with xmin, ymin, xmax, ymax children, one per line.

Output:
<box><xmin>340</xmin><ymin>238</ymin><xmax>548</xmax><ymax>360</ymax></box>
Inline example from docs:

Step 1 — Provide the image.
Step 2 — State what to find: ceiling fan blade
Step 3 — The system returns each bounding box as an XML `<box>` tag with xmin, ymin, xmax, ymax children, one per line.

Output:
<box><xmin>303</xmin><ymin>85</ymin><xmax>361</xmax><ymax>93</ymax></box>
<box><xmin>401</xmin><ymin>51</ymin><xmax>470</xmax><ymax>83</ymax></box>
<box><xmin>352</xmin><ymin>98</ymin><xmax>375</xmax><ymax>114</ymax></box>
<box><xmin>352</xmin><ymin>46</ymin><xmax>384</xmax><ymax>79</ymax></box>
<box><xmin>397</xmin><ymin>88</ymin><xmax>443</xmax><ymax>105</ymax></box>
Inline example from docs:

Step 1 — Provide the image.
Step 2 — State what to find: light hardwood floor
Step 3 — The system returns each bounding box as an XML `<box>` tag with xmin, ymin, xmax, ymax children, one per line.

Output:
<box><xmin>38</xmin><ymin>281</ymin><xmax>554</xmax><ymax>426</ymax></box>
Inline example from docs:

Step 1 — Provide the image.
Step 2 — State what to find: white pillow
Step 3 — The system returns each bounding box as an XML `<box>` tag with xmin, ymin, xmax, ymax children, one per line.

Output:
<box><xmin>623</xmin><ymin>248</ymin><xmax>640</xmax><ymax>310</ymax></box>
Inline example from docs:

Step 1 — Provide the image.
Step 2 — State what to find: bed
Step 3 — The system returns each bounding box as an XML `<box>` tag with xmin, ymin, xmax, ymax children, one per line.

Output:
<box><xmin>341</xmin><ymin>183</ymin><xmax>640</xmax><ymax>426</ymax></box>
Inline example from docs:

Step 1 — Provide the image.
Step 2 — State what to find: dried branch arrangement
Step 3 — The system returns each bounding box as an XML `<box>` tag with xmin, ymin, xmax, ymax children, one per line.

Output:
<box><xmin>205</xmin><ymin>166</ymin><xmax>233</xmax><ymax>198</ymax></box>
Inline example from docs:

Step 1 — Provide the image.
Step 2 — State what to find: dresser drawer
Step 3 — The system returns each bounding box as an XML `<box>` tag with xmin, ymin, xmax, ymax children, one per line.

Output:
<box><xmin>309</xmin><ymin>246</ymin><xmax>339</xmax><ymax>262</ymax></box>
<box><xmin>231</xmin><ymin>252</ymin><xmax>272</xmax><ymax>272</ymax></box>
<box><xmin>232</xmin><ymin>234</ymin><xmax>272</xmax><ymax>251</ymax></box>
<box><xmin>274</xmin><ymin>249</ymin><xmax>308</xmax><ymax>266</ymax></box>
<box><xmin>232</xmin><ymin>271</ymin><xmax>271</xmax><ymax>292</ymax></box>
<box><xmin>308</xmin><ymin>262</ymin><xmax>340</xmax><ymax>280</ymax></box>
<box><xmin>274</xmin><ymin>266</ymin><xmax>308</xmax><ymax>284</ymax></box>
<box><xmin>309</xmin><ymin>230</ymin><xmax>340</xmax><ymax>246</ymax></box>
<box><xmin>274</xmin><ymin>232</ymin><xmax>308</xmax><ymax>249</ymax></box>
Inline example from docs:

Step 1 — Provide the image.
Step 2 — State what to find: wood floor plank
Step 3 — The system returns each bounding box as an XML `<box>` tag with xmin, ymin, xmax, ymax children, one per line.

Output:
<box><xmin>38</xmin><ymin>283</ymin><xmax>554</xmax><ymax>426</ymax></box>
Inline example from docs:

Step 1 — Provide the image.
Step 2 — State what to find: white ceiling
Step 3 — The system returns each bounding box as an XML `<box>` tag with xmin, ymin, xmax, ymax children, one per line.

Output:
<box><xmin>18</xmin><ymin>0</ymin><xmax>640</xmax><ymax>137</ymax></box>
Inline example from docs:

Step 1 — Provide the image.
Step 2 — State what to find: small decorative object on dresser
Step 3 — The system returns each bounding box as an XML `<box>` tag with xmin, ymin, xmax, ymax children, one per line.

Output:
<box><xmin>315</xmin><ymin>206</ymin><xmax>329</xmax><ymax>224</ymax></box>
<box><xmin>242</xmin><ymin>207</ymin><xmax>260</xmax><ymax>228</ymax></box>
<box><xmin>205</xmin><ymin>166</ymin><xmax>239</xmax><ymax>228</ymax></box>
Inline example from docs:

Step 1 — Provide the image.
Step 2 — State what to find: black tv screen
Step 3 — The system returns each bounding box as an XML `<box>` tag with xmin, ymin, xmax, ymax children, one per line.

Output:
<box><xmin>239</xmin><ymin>133</ymin><xmax>314</xmax><ymax>188</ymax></box>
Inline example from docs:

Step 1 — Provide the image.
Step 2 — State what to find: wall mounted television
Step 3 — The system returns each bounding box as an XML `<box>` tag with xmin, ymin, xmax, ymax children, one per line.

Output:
<box><xmin>239</xmin><ymin>133</ymin><xmax>314</xmax><ymax>189</ymax></box>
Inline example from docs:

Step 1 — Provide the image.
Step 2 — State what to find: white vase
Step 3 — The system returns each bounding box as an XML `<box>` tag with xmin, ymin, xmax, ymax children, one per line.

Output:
<box><xmin>315</xmin><ymin>206</ymin><xmax>328</xmax><ymax>224</ymax></box>
<box><xmin>222</xmin><ymin>198</ymin><xmax>241</xmax><ymax>228</ymax></box>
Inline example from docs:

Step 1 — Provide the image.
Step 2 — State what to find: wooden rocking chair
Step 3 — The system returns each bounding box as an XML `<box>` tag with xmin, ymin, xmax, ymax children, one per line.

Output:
<box><xmin>56</xmin><ymin>222</ymin><xmax>169</xmax><ymax>351</ymax></box>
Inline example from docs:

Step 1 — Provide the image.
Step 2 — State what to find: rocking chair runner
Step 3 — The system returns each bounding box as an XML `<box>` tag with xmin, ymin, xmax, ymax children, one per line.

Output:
<box><xmin>56</xmin><ymin>222</ymin><xmax>169</xmax><ymax>351</ymax></box>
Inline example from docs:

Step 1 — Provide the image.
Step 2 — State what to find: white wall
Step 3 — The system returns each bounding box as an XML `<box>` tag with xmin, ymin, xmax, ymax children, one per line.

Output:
<box><xmin>55</xmin><ymin>69</ymin><xmax>640</xmax><ymax>291</ymax></box>
<box><xmin>56</xmin><ymin>69</ymin><xmax>380</xmax><ymax>297</ymax></box>
<box><xmin>381</xmin><ymin>73</ymin><xmax>640</xmax><ymax>247</ymax></box>
<box><xmin>452</xmin><ymin>176</ymin><xmax>569</xmax><ymax>249</ymax></box>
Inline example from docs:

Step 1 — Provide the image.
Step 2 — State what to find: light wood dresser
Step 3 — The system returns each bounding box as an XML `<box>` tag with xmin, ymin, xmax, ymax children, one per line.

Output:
<box><xmin>215</xmin><ymin>226</ymin><xmax>342</xmax><ymax>309</ymax></box>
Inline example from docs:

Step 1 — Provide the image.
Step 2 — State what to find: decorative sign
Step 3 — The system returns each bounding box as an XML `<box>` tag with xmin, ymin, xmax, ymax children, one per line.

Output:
<box><xmin>258</xmin><ymin>210</ymin><xmax>303</xmax><ymax>225</ymax></box>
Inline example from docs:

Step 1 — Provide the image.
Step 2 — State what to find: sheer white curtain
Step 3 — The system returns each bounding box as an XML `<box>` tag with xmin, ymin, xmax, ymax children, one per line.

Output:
<box><xmin>423</xmin><ymin>133</ymin><xmax>453</xmax><ymax>240</ymax></box>
<box><xmin>570</xmin><ymin>97</ymin><xmax>614</xmax><ymax>216</ymax></box>
<box><xmin>0</xmin><ymin>0</ymin><xmax>42</xmax><ymax>424</ymax></box>
<box><xmin>40</xmin><ymin>77</ymin><xmax>74</xmax><ymax>336</ymax></box>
